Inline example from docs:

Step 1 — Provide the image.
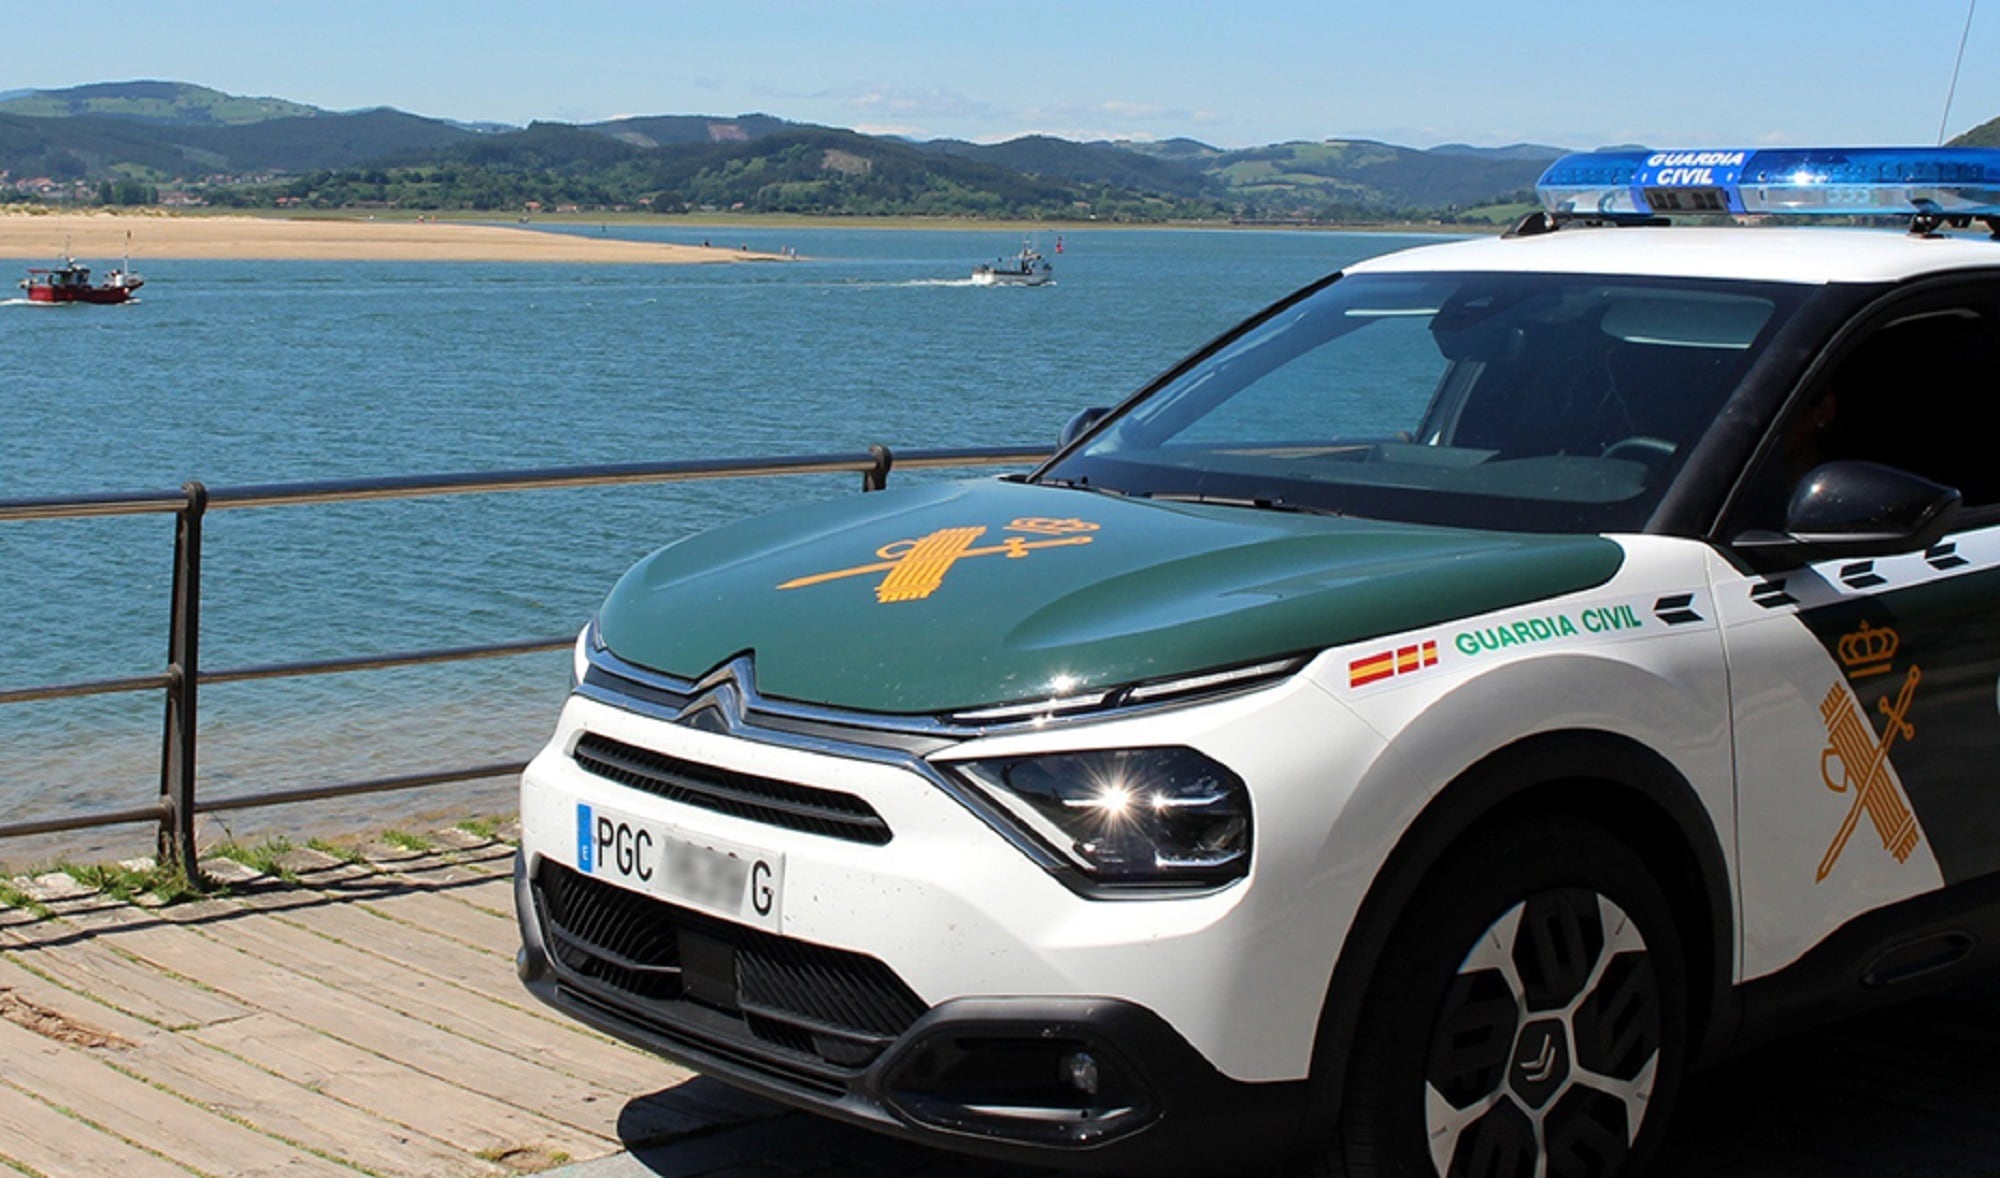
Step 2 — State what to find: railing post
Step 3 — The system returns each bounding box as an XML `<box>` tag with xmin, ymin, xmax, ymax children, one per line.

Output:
<box><xmin>863</xmin><ymin>444</ymin><xmax>893</xmax><ymax>492</ymax></box>
<box><xmin>159</xmin><ymin>480</ymin><xmax>206</xmax><ymax>882</ymax></box>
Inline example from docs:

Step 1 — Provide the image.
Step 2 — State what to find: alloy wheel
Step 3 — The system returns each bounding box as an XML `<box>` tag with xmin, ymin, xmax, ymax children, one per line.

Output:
<box><xmin>1423</xmin><ymin>888</ymin><xmax>1662</xmax><ymax>1178</ymax></box>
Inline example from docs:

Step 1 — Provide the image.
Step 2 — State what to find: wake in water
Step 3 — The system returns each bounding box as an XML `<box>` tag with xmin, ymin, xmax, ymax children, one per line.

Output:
<box><xmin>1</xmin><ymin>297</ymin><xmax>142</xmax><ymax>307</ymax></box>
<box><xmin>807</xmin><ymin>277</ymin><xmax>1055</xmax><ymax>290</ymax></box>
<box><xmin>796</xmin><ymin>277</ymin><xmax>983</xmax><ymax>289</ymax></box>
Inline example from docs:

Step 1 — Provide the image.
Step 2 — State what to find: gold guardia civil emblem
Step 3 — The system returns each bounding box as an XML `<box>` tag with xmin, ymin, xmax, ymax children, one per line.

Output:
<box><xmin>1816</xmin><ymin>621</ymin><xmax>1922</xmax><ymax>882</ymax></box>
<box><xmin>778</xmin><ymin>518</ymin><xmax>1099</xmax><ymax>603</ymax></box>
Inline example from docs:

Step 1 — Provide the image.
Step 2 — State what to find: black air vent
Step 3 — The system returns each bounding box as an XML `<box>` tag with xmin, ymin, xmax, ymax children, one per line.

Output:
<box><xmin>572</xmin><ymin>733</ymin><xmax>892</xmax><ymax>845</ymax></box>
<box><xmin>534</xmin><ymin>861</ymin><xmax>927</xmax><ymax>1075</ymax></box>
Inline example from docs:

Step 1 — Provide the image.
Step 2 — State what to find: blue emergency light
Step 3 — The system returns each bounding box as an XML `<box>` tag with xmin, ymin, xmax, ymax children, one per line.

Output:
<box><xmin>1536</xmin><ymin>147</ymin><xmax>2000</xmax><ymax>222</ymax></box>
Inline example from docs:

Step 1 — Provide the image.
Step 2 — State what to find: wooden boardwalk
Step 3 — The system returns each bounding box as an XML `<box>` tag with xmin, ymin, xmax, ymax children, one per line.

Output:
<box><xmin>7</xmin><ymin>825</ymin><xmax>2000</xmax><ymax>1177</ymax></box>
<box><xmin>0</xmin><ymin>827</ymin><xmax>781</xmax><ymax>1177</ymax></box>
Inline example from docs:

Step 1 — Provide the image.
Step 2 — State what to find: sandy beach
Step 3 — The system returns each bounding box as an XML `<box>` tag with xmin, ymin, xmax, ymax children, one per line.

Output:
<box><xmin>0</xmin><ymin>211</ymin><xmax>782</xmax><ymax>263</ymax></box>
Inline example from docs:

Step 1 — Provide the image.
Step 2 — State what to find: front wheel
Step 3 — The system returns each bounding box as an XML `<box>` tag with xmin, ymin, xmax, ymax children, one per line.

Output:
<box><xmin>1326</xmin><ymin>818</ymin><xmax>1687</xmax><ymax>1178</ymax></box>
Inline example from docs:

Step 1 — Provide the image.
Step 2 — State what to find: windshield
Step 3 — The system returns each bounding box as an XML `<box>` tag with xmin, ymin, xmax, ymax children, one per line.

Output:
<box><xmin>1039</xmin><ymin>269</ymin><xmax>1808</xmax><ymax>533</ymax></box>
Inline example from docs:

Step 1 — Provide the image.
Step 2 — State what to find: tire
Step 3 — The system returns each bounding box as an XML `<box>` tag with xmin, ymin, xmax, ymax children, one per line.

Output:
<box><xmin>1321</xmin><ymin>816</ymin><xmax>1688</xmax><ymax>1178</ymax></box>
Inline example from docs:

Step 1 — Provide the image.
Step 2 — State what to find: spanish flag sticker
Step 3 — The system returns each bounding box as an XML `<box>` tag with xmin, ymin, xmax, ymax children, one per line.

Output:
<box><xmin>1349</xmin><ymin>640</ymin><xmax>1438</xmax><ymax>688</ymax></box>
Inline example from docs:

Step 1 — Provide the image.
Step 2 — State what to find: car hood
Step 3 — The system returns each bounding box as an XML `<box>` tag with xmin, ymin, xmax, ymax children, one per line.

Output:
<box><xmin>596</xmin><ymin>479</ymin><xmax>1624</xmax><ymax>714</ymax></box>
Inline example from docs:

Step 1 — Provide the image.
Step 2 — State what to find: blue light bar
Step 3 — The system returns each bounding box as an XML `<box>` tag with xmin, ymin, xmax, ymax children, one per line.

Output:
<box><xmin>1537</xmin><ymin>147</ymin><xmax>2000</xmax><ymax>218</ymax></box>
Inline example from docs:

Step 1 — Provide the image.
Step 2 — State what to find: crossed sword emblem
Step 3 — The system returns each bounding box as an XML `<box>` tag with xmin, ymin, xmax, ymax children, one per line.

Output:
<box><xmin>778</xmin><ymin>518</ymin><xmax>1098</xmax><ymax>603</ymax></box>
<box><xmin>1816</xmin><ymin>664</ymin><xmax>1922</xmax><ymax>882</ymax></box>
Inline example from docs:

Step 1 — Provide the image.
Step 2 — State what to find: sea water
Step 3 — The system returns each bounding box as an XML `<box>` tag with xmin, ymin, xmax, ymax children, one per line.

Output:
<box><xmin>0</xmin><ymin>226</ymin><xmax>1445</xmax><ymax>861</ymax></box>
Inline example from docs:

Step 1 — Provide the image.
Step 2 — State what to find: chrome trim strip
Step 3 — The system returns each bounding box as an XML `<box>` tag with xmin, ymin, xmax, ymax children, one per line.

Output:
<box><xmin>582</xmin><ymin>645</ymin><xmax>966</xmax><ymax>737</ymax></box>
<box><xmin>579</xmin><ymin>643</ymin><xmax>1305</xmax><ymax>739</ymax></box>
<box><xmin>574</xmin><ymin>647</ymin><xmax>1069</xmax><ymax>874</ymax></box>
<box><xmin>572</xmin><ymin>645</ymin><xmax>1287</xmax><ymax>899</ymax></box>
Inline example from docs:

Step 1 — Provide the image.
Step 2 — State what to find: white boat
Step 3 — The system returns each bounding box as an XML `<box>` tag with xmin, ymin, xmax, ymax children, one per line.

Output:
<box><xmin>971</xmin><ymin>241</ymin><xmax>1052</xmax><ymax>286</ymax></box>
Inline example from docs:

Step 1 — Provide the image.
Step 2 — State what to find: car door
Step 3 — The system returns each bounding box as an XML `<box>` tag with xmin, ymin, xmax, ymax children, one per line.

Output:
<box><xmin>1711</xmin><ymin>277</ymin><xmax>2000</xmax><ymax>983</ymax></box>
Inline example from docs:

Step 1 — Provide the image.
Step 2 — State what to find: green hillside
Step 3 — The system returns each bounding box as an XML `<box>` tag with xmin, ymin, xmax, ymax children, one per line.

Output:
<box><xmin>1119</xmin><ymin>138</ymin><xmax>1552</xmax><ymax>215</ymax></box>
<box><xmin>246</xmin><ymin>125</ymin><xmax>1220</xmax><ymax>218</ymax></box>
<box><xmin>1950</xmin><ymin>116</ymin><xmax>2000</xmax><ymax>147</ymax></box>
<box><xmin>0</xmin><ymin>112</ymin><xmax>201</xmax><ymax>178</ymax></box>
<box><xmin>0</xmin><ymin>80</ymin><xmax>322</xmax><ymax>125</ymax></box>
<box><xmin>2</xmin><ymin>79</ymin><xmax>1571</xmax><ymax>221</ymax></box>
<box><xmin>587</xmin><ymin>113</ymin><xmax>800</xmax><ymax>148</ymax></box>
<box><xmin>916</xmin><ymin>135</ymin><xmax>1222</xmax><ymax>200</ymax></box>
<box><xmin>0</xmin><ymin>108</ymin><xmax>476</xmax><ymax>181</ymax></box>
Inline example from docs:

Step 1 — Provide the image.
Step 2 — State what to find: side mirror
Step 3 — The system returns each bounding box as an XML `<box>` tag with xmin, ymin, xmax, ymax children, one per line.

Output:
<box><xmin>1058</xmin><ymin>406</ymin><xmax>1110</xmax><ymax>450</ymax></box>
<box><xmin>1737</xmin><ymin>460</ymin><xmax>1960</xmax><ymax>559</ymax></box>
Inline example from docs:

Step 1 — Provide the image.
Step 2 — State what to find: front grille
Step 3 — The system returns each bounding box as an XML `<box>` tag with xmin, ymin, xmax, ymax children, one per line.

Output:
<box><xmin>533</xmin><ymin>860</ymin><xmax>927</xmax><ymax>1076</ymax></box>
<box><xmin>572</xmin><ymin>732</ymin><xmax>892</xmax><ymax>845</ymax></box>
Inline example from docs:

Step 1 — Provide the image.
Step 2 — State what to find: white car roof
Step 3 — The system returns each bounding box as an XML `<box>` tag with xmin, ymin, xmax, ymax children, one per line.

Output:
<box><xmin>1346</xmin><ymin>227</ymin><xmax>2000</xmax><ymax>285</ymax></box>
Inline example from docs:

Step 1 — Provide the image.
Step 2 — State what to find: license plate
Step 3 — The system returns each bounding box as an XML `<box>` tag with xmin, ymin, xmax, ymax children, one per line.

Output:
<box><xmin>575</xmin><ymin>802</ymin><xmax>783</xmax><ymax>930</ymax></box>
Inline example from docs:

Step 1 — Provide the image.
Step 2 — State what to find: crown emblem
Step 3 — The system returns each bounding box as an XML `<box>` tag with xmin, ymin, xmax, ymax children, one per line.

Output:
<box><xmin>1006</xmin><ymin>517</ymin><xmax>1099</xmax><ymax>537</ymax></box>
<box><xmin>1838</xmin><ymin>621</ymin><xmax>1899</xmax><ymax>678</ymax></box>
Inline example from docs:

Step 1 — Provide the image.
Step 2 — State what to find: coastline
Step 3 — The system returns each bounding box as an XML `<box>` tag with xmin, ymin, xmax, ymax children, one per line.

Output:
<box><xmin>0</xmin><ymin>210</ymin><xmax>785</xmax><ymax>263</ymax></box>
<box><xmin>0</xmin><ymin>208</ymin><xmax>1496</xmax><ymax>266</ymax></box>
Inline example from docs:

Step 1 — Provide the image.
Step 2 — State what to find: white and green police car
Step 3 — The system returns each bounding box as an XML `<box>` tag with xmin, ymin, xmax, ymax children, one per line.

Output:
<box><xmin>515</xmin><ymin>148</ymin><xmax>2000</xmax><ymax>1177</ymax></box>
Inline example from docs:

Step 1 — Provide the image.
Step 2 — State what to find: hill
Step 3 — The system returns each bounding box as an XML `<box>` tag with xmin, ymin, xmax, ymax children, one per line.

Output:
<box><xmin>259</xmin><ymin>123</ymin><xmax>1215</xmax><ymax>218</ymax></box>
<box><xmin>0</xmin><ymin>106</ymin><xmax>478</xmax><ymax>181</ymax></box>
<box><xmin>1</xmin><ymin>79</ymin><xmax>1569</xmax><ymax>220</ymax></box>
<box><xmin>915</xmin><ymin>134</ymin><xmax>1221</xmax><ymax>200</ymax></box>
<box><xmin>586</xmin><ymin>113</ymin><xmax>800</xmax><ymax>148</ymax></box>
<box><xmin>1116</xmin><ymin>138</ymin><xmax>1553</xmax><ymax>215</ymax></box>
<box><xmin>1428</xmin><ymin>142</ymin><xmax>1570</xmax><ymax>162</ymax></box>
<box><xmin>0</xmin><ymin>80</ymin><xmax>323</xmax><ymax>125</ymax></box>
<box><xmin>1951</xmin><ymin>116</ymin><xmax>2000</xmax><ymax>148</ymax></box>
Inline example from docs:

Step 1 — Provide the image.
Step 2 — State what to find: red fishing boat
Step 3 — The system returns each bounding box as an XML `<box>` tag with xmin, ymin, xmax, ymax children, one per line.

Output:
<box><xmin>20</xmin><ymin>246</ymin><xmax>144</xmax><ymax>305</ymax></box>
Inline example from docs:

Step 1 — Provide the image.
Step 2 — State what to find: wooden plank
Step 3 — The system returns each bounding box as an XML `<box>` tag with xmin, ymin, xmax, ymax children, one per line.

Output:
<box><xmin>359</xmin><ymin>843</ymin><xmax>515</xmax><ymax>882</ymax></box>
<box><xmin>197</xmin><ymin>911</ymin><xmax>671</xmax><ymax>1094</ymax></box>
<box><xmin>194</xmin><ymin>1011</ymin><xmax>611</xmax><ymax>1163</ymax></box>
<box><xmin>372</xmin><ymin>855</ymin><xmax>512</xmax><ymax>888</ymax></box>
<box><xmin>0</xmin><ymin>933</ymin><xmax>253</xmax><ymax>1030</ymax></box>
<box><xmin>264</xmin><ymin>899</ymin><xmax>532</xmax><ymax>1008</ymax></box>
<box><xmin>0</xmin><ymin>1015</ymin><xmax>353</xmax><ymax>1177</ymax></box>
<box><xmin>67</xmin><ymin>905</ymin><xmax>637</xmax><ymax>1140</ymax></box>
<box><xmin>353</xmin><ymin>888</ymin><xmax>519</xmax><ymax>953</ymax></box>
<box><xmin>0</xmin><ymin>1080</ymin><xmax>196</xmax><ymax>1178</ymax></box>
<box><xmin>0</xmin><ymin>956</ymin><xmax>499</xmax><ymax>1178</ymax></box>
<box><xmin>423</xmin><ymin>872</ymin><xmax>517</xmax><ymax>918</ymax></box>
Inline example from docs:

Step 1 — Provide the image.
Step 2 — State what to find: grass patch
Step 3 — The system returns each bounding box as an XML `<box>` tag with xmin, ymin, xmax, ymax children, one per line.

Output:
<box><xmin>0</xmin><ymin>880</ymin><xmax>53</xmax><ymax>919</ymax></box>
<box><xmin>306</xmin><ymin>837</ymin><xmax>367</xmax><ymax>864</ymax></box>
<box><xmin>210</xmin><ymin>837</ymin><xmax>298</xmax><ymax>881</ymax></box>
<box><xmin>455</xmin><ymin>816</ymin><xmax>501</xmax><ymax>841</ymax></box>
<box><xmin>476</xmin><ymin>1145</ymin><xmax>571</xmax><ymax>1171</ymax></box>
<box><xmin>57</xmin><ymin>859</ymin><xmax>210</xmax><ymax>906</ymax></box>
<box><xmin>381</xmin><ymin>829</ymin><xmax>434</xmax><ymax>853</ymax></box>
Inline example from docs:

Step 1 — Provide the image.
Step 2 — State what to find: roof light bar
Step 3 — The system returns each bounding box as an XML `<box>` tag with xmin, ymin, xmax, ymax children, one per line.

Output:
<box><xmin>1536</xmin><ymin>147</ymin><xmax>2000</xmax><ymax>220</ymax></box>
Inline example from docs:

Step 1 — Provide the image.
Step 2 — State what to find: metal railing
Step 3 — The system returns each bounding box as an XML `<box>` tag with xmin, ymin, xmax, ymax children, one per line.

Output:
<box><xmin>0</xmin><ymin>443</ymin><xmax>1047</xmax><ymax>877</ymax></box>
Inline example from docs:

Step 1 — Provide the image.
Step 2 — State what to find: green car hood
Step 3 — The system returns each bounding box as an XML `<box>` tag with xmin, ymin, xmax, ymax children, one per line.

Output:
<box><xmin>597</xmin><ymin>480</ymin><xmax>1623</xmax><ymax>714</ymax></box>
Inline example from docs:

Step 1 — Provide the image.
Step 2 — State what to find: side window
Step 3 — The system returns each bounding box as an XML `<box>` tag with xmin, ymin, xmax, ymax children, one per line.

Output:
<box><xmin>1735</xmin><ymin>297</ymin><xmax>2000</xmax><ymax>530</ymax></box>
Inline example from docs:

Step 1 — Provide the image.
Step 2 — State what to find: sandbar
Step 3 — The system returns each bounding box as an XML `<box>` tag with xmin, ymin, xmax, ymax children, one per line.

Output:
<box><xmin>0</xmin><ymin>211</ymin><xmax>782</xmax><ymax>264</ymax></box>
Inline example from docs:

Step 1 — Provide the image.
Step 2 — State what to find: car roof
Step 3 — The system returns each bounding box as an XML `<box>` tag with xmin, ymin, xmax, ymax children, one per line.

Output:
<box><xmin>1344</xmin><ymin>226</ymin><xmax>2000</xmax><ymax>285</ymax></box>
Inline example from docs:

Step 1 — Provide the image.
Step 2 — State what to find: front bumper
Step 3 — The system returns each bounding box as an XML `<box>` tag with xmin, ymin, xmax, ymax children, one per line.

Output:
<box><xmin>514</xmin><ymin>849</ymin><xmax>1308</xmax><ymax>1173</ymax></box>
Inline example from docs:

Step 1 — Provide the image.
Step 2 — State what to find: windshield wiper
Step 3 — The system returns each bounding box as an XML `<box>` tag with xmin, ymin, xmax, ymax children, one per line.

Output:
<box><xmin>1039</xmin><ymin>477</ymin><xmax>1133</xmax><ymax>498</ymax></box>
<box><xmin>1137</xmin><ymin>491</ymin><xmax>1346</xmax><ymax>518</ymax></box>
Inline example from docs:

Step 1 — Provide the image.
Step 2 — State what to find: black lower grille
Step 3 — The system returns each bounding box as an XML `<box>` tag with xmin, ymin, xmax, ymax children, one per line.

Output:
<box><xmin>533</xmin><ymin>860</ymin><xmax>927</xmax><ymax>1075</ymax></box>
<box><xmin>572</xmin><ymin>732</ymin><xmax>892</xmax><ymax>845</ymax></box>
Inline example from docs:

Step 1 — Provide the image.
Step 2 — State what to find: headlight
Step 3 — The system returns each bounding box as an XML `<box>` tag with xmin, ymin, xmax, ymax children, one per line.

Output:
<box><xmin>569</xmin><ymin>618</ymin><xmax>600</xmax><ymax>691</ymax></box>
<box><xmin>950</xmin><ymin>748</ymin><xmax>1250</xmax><ymax>887</ymax></box>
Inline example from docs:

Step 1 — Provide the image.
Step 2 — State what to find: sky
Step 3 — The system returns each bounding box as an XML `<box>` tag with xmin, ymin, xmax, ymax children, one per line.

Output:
<box><xmin>11</xmin><ymin>1</ymin><xmax>2000</xmax><ymax>151</ymax></box>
